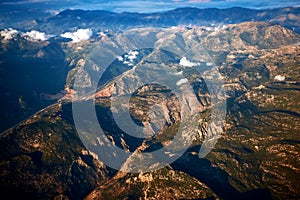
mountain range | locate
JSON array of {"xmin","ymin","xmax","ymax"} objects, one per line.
[
  {"xmin": 0, "ymin": 6, "xmax": 300, "ymax": 33},
  {"xmin": 0, "ymin": 6, "xmax": 300, "ymax": 200}
]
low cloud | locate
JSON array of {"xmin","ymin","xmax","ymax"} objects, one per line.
[
  {"xmin": 1, "ymin": 29, "xmax": 52, "ymax": 42},
  {"xmin": 179, "ymin": 57, "xmax": 199, "ymax": 67},
  {"xmin": 22, "ymin": 30, "xmax": 50, "ymax": 41},
  {"xmin": 176, "ymin": 78, "xmax": 189, "ymax": 86},
  {"xmin": 0, "ymin": 28, "xmax": 18, "ymax": 41},
  {"xmin": 274, "ymin": 75, "xmax": 285, "ymax": 82},
  {"xmin": 175, "ymin": 71, "xmax": 183, "ymax": 76},
  {"xmin": 60, "ymin": 29, "xmax": 93, "ymax": 43}
]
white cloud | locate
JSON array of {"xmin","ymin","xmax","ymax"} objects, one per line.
[
  {"xmin": 127, "ymin": 50, "xmax": 139, "ymax": 61},
  {"xmin": 274, "ymin": 75, "xmax": 285, "ymax": 82},
  {"xmin": 61, "ymin": 29, "xmax": 93, "ymax": 43},
  {"xmin": 1, "ymin": 29, "xmax": 53, "ymax": 42},
  {"xmin": 175, "ymin": 71, "xmax": 183, "ymax": 76},
  {"xmin": 0, "ymin": 28, "xmax": 18, "ymax": 41},
  {"xmin": 22, "ymin": 30, "xmax": 50, "ymax": 41},
  {"xmin": 176, "ymin": 78, "xmax": 189, "ymax": 86},
  {"xmin": 45, "ymin": 9, "xmax": 62, "ymax": 15},
  {"xmin": 98, "ymin": 31, "xmax": 107, "ymax": 37},
  {"xmin": 117, "ymin": 56, "xmax": 123, "ymax": 61},
  {"xmin": 179, "ymin": 57, "xmax": 199, "ymax": 67},
  {"xmin": 122, "ymin": 50, "xmax": 139, "ymax": 66}
]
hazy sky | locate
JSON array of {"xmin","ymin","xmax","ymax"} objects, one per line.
[{"xmin": 0, "ymin": 0, "xmax": 299, "ymax": 13}]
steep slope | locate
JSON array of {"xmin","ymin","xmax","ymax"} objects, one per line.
[
  {"xmin": 82, "ymin": 24, "xmax": 300, "ymax": 199},
  {"xmin": 0, "ymin": 35, "xmax": 68, "ymax": 132},
  {"xmin": 0, "ymin": 103, "xmax": 115, "ymax": 200},
  {"xmin": 202, "ymin": 22, "xmax": 300, "ymax": 51},
  {"xmin": 85, "ymin": 167, "xmax": 219, "ymax": 200},
  {"xmin": 172, "ymin": 44, "xmax": 300, "ymax": 199}
]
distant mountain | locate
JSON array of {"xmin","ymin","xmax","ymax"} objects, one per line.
[
  {"xmin": 1, "ymin": 6, "xmax": 300, "ymax": 34},
  {"xmin": 0, "ymin": 7, "xmax": 52, "ymax": 31},
  {"xmin": 35, "ymin": 7, "xmax": 300, "ymax": 34}
]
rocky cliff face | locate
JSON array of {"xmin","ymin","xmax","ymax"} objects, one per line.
[{"xmin": 0, "ymin": 103, "xmax": 115, "ymax": 200}]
